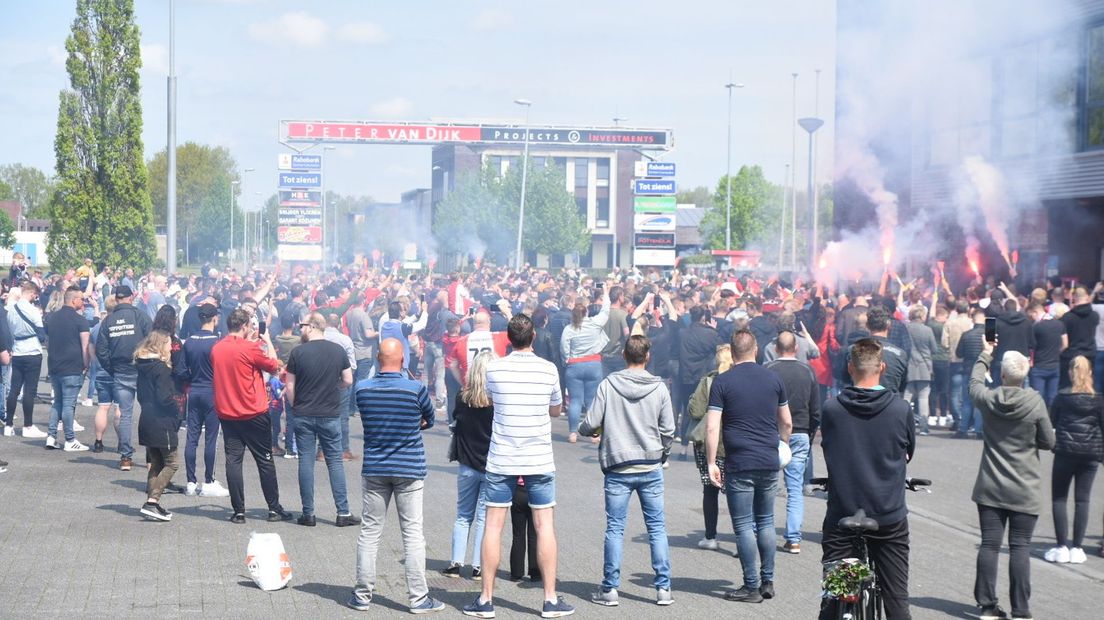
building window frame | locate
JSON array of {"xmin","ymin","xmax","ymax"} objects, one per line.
[{"xmin": 1082, "ymin": 20, "xmax": 1104, "ymax": 151}]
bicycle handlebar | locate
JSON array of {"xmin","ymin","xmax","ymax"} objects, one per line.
[{"xmin": 810, "ymin": 477, "xmax": 932, "ymax": 493}]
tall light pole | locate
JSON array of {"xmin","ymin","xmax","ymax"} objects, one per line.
[
  {"xmin": 513, "ymin": 98, "xmax": 532, "ymax": 271},
  {"xmin": 779, "ymin": 163, "xmax": 788, "ymax": 270},
  {"xmin": 232, "ymin": 168, "xmax": 254, "ymax": 270},
  {"xmin": 724, "ymin": 81, "xmax": 745, "ymax": 250},
  {"xmin": 799, "ymin": 117, "xmax": 824, "ymax": 270},
  {"xmin": 324, "ymin": 145, "xmax": 337, "ymax": 264},
  {"xmin": 789, "ymin": 72, "xmax": 798, "ymax": 272},
  {"xmin": 166, "ymin": 0, "xmax": 178, "ymax": 272}
]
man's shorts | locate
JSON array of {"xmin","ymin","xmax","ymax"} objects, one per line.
[
  {"xmin": 483, "ymin": 472, "xmax": 556, "ymax": 509},
  {"xmin": 95, "ymin": 375, "xmax": 116, "ymax": 405}
]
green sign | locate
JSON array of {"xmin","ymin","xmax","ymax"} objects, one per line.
[{"xmin": 633, "ymin": 196, "xmax": 676, "ymax": 213}]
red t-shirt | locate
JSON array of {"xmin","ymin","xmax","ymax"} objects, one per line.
[
  {"xmin": 446, "ymin": 330, "xmax": 510, "ymax": 385},
  {"xmin": 211, "ymin": 335, "xmax": 280, "ymax": 420}
]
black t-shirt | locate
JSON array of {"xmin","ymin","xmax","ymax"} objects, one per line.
[
  {"xmin": 708, "ymin": 362, "xmax": 788, "ymax": 473},
  {"xmin": 286, "ymin": 339, "xmax": 350, "ymax": 417},
  {"xmin": 46, "ymin": 306, "xmax": 90, "ymax": 376},
  {"xmin": 1032, "ymin": 319, "xmax": 1066, "ymax": 369}
]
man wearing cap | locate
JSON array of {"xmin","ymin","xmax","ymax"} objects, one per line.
[
  {"xmin": 95, "ymin": 284, "xmax": 152, "ymax": 471},
  {"xmin": 176, "ymin": 303, "xmax": 229, "ymax": 497}
]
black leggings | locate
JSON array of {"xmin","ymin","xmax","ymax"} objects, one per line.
[
  {"xmin": 703, "ymin": 484, "xmax": 720, "ymax": 539},
  {"xmin": 6, "ymin": 354, "xmax": 42, "ymax": 427},
  {"xmin": 1051, "ymin": 454, "xmax": 1099, "ymax": 548}
]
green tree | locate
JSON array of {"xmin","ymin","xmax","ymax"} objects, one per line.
[
  {"xmin": 0, "ymin": 164, "xmax": 56, "ymax": 217},
  {"xmin": 0, "ymin": 179, "xmax": 13, "ymax": 200},
  {"xmin": 0, "ymin": 210, "xmax": 16, "ymax": 249},
  {"xmin": 148, "ymin": 143, "xmax": 241, "ymax": 264},
  {"xmin": 675, "ymin": 185, "xmax": 713, "ymax": 209},
  {"xmin": 434, "ymin": 159, "xmax": 589, "ymax": 264},
  {"xmin": 701, "ymin": 165, "xmax": 779, "ymax": 251},
  {"xmin": 48, "ymin": 0, "xmax": 156, "ymax": 270}
]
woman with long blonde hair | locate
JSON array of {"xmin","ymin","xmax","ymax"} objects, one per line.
[
  {"xmin": 1044, "ymin": 356, "xmax": 1104, "ymax": 564},
  {"xmin": 444, "ymin": 350, "xmax": 496, "ymax": 580},
  {"xmin": 687, "ymin": 344, "xmax": 734, "ymax": 550},
  {"xmin": 134, "ymin": 331, "xmax": 182, "ymax": 522}
]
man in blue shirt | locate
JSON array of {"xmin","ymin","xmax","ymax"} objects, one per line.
[
  {"xmin": 348, "ymin": 338, "xmax": 444, "ymax": 614},
  {"xmin": 176, "ymin": 304, "xmax": 228, "ymax": 497},
  {"xmin": 706, "ymin": 329, "xmax": 792, "ymax": 604}
]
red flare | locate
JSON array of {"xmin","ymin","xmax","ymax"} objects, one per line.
[
  {"xmin": 969, "ymin": 260, "xmax": 980, "ymax": 278},
  {"xmin": 882, "ymin": 247, "xmax": 892, "ymax": 267},
  {"xmin": 818, "ymin": 256, "xmax": 827, "ymax": 270},
  {"xmin": 1011, "ymin": 250, "xmax": 1019, "ymax": 265}
]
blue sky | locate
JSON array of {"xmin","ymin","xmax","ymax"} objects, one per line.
[{"xmin": 0, "ymin": 0, "xmax": 835, "ymax": 210}]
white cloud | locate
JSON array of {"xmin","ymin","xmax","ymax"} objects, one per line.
[
  {"xmin": 141, "ymin": 44, "xmax": 169, "ymax": 75},
  {"xmin": 370, "ymin": 97, "xmax": 412, "ymax": 117},
  {"xmin": 247, "ymin": 12, "xmax": 328, "ymax": 48},
  {"xmin": 471, "ymin": 9, "xmax": 513, "ymax": 31},
  {"xmin": 45, "ymin": 45, "xmax": 66, "ymax": 66},
  {"xmin": 336, "ymin": 21, "xmax": 388, "ymax": 45}
]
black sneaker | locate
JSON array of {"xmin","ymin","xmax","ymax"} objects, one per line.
[
  {"xmin": 92, "ymin": 440, "xmax": 104, "ymax": 453},
  {"xmin": 442, "ymin": 563, "xmax": 462, "ymax": 578},
  {"xmin": 229, "ymin": 512, "xmax": 246, "ymax": 524},
  {"xmin": 724, "ymin": 586, "xmax": 763, "ymax": 603},
  {"xmin": 0, "ymin": 458, "xmax": 7, "ymax": 473},
  {"xmin": 268, "ymin": 509, "xmax": 294, "ymax": 522},
  {"xmin": 759, "ymin": 581, "xmax": 774, "ymax": 599},
  {"xmin": 297, "ymin": 514, "xmax": 317, "ymax": 527},
  {"xmin": 335, "ymin": 513, "xmax": 360, "ymax": 527},
  {"xmin": 472, "ymin": 566, "xmax": 482, "ymax": 581},
  {"xmin": 979, "ymin": 605, "xmax": 1009, "ymax": 620},
  {"xmin": 140, "ymin": 501, "xmax": 171, "ymax": 522}
]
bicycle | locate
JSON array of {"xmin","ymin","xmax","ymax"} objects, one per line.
[{"xmin": 810, "ymin": 477, "xmax": 932, "ymax": 620}]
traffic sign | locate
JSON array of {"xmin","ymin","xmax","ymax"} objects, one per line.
[
  {"xmin": 279, "ymin": 189, "xmax": 322, "ymax": 207},
  {"xmin": 279, "ymin": 153, "xmax": 323, "ymax": 171},
  {"xmin": 634, "ymin": 179, "xmax": 676, "ymax": 195},
  {"xmin": 278, "ymin": 171, "xmax": 322, "ymax": 188},
  {"xmin": 633, "ymin": 196, "xmax": 677, "ymax": 213},
  {"xmin": 634, "ymin": 161, "xmax": 676, "ymax": 177},
  {"xmin": 634, "ymin": 232, "xmax": 676, "ymax": 249},
  {"xmin": 633, "ymin": 213, "xmax": 676, "ymax": 231}
]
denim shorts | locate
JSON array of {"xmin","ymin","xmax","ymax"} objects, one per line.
[
  {"xmin": 483, "ymin": 472, "xmax": 556, "ymax": 509},
  {"xmin": 95, "ymin": 375, "xmax": 115, "ymax": 404}
]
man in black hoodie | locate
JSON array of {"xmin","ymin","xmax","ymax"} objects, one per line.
[
  {"xmin": 96, "ymin": 285, "xmax": 152, "ymax": 471},
  {"xmin": 994, "ymin": 298, "xmax": 1034, "ymax": 388},
  {"xmin": 849, "ymin": 307, "xmax": 908, "ymax": 394},
  {"xmin": 1059, "ymin": 286, "xmax": 1099, "ymax": 388},
  {"xmin": 820, "ymin": 338, "xmax": 915, "ymax": 620}
]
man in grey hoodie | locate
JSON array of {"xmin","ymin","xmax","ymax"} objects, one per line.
[
  {"xmin": 579, "ymin": 335, "xmax": 675, "ymax": 608},
  {"xmin": 969, "ymin": 340, "xmax": 1054, "ymax": 620}
]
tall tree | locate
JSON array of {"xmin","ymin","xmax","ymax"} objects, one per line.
[
  {"xmin": 48, "ymin": 0, "xmax": 156, "ymax": 269},
  {"xmin": 0, "ymin": 164, "xmax": 56, "ymax": 217},
  {"xmin": 675, "ymin": 185, "xmax": 713, "ymax": 209},
  {"xmin": 701, "ymin": 165, "xmax": 779, "ymax": 251},
  {"xmin": 0, "ymin": 180, "xmax": 13, "ymax": 201},
  {"xmin": 0, "ymin": 210, "xmax": 15, "ymax": 249},
  {"xmin": 147, "ymin": 143, "xmax": 241, "ymax": 264}
]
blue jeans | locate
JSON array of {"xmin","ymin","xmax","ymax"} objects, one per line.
[
  {"xmin": 565, "ymin": 361, "xmax": 602, "ymax": 434},
  {"xmin": 783, "ymin": 433, "xmax": 811, "ymax": 543},
  {"xmin": 450, "ymin": 463, "xmax": 487, "ymax": 567},
  {"xmin": 185, "ymin": 390, "xmax": 220, "ymax": 484},
  {"xmin": 340, "ymin": 387, "xmax": 353, "ymax": 452},
  {"xmin": 959, "ymin": 370, "xmax": 981, "ymax": 434},
  {"xmin": 726, "ymin": 469, "xmax": 778, "ymax": 589},
  {"xmin": 294, "ymin": 415, "xmax": 349, "ymax": 516},
  {"xmin": 602, "ymin": 469, "xmax": 671, "ymax": 590},
  {"xmin": 950, "ymin": 363, "xmax": 964, "ymax": 423},
  {"xmin": 112, "ymin": 373, "xmax": 138, "ymax": 458},
  {"xmin": 48, "ymin": 374, "xmax": 84, "ymax": 442},
  {"xmin": 1029, "ymin": 367, "xmax": 1059, "ymax": 408},
  {"xmin": 86, "ymin": 358, "xmax": 99, "ymax": 398}
]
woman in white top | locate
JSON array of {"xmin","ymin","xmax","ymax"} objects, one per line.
[{"xmin": 559, "ymin": 290, "xmax": 609, "ymax": 443}]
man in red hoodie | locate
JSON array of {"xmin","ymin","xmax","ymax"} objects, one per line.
[{"xmin": 212, "ymin": 308, "xmax": 293, "ymax": 524}]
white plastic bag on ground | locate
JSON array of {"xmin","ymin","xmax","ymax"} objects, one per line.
[{"xmin": 245, "ymin": 532, "xmax": 292, "ymax": 591}]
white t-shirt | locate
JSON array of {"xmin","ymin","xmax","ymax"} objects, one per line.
[{"xmin": 485, "ymin": 351, "xmax": 563, "ymax": 476}]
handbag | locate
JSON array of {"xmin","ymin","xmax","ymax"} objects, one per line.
[{"xmin": 13, "ymin": 304, "xmax": 46, "ymax": 344}]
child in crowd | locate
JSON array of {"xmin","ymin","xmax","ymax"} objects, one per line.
[{"xmin": 509, "ymin": 477, "xmax": 541, "ymax": 582}]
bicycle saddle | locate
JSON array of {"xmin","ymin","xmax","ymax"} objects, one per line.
[{"xmin": 838, "ymin": 509, "xmax": 879, "ymax": 532}]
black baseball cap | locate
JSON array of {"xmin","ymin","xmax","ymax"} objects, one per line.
[{"xmin": 115, "ymin": 285, "xmax": 134, "ymax": 299}]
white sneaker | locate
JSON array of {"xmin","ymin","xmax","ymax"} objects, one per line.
[
  {"xmin": 200, "ymin": 480, "xmax": 230, "ymax": 497},
  {"xmin": 22, "ymin": 425, "xmax": 47, "ymax": 439},
  {"xmin": 45, "ymin": 436, "xmax": 58, "ymax": 449},
  {"xmin": 64, "ymin": 440, "xmax": 90, "ymax": 452},
  {"xmin": 697, "ymin": 537, "xmax": 719, "ymax": 550},
  {"xmin": 73, "ymin": 420, "xmax": 85, "ymax": 432},
  {"xmin": 1044, "ymin": 546, "xmax": 1070, "ymax": 563},
  {"xmin": 185, "ymin": 482, "xmax": 198, "ymax": 496},
  {"xmin": 942, "ymin": 415, "xmax": 953, "ymax": 427},
  {"xmin": 1069, "ymin": 547, "xmax": 1087, "ymax": 564},
  {"xmin": 81, "ymin": 398, "xmax": 93, "ymax": 407},
  {"xmin": 3, "ymin": 426, "xmax": 13, "ymax": 437},
  {"xmin": 926, "ymin": 416, "xmax": 938, "ymax": 427}
]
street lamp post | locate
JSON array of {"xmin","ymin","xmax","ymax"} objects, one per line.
[
  {"xmin": 166, "ymin": 0, "xmax": 178, "ymax": 273},
  {"xmin": 324, "ymin": 145, "xmax": 336, "ymax": 264},
  {"xmin": 513, "ymin": 98, "xmax": 532, "ymax": 271},
  {"xmin": 232, "ymin": 168, "xmax": 254, "ymax": 271},
  {"xmin": 799, "ymin": 117, "xmax": 825, "ymax": 270},
  {"xmin": 724, "ymin": 82, "xmax": 744, "ymax": 250}
]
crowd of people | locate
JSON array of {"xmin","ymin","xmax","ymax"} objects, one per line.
[{"xmin": 0, "ymin": 249, "xmax": 1102, "ymax": 619}]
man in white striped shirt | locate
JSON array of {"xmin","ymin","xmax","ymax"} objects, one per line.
[{"xmin": 464, "ymin": 314, "xmax": 575, "ymax": 619}]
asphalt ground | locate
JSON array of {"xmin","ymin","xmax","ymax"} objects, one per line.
[{"xmin": 1, "ymin": 389, "xmax": 1102, "ymax": 619}]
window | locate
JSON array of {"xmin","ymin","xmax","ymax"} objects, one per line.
[
  {"xmin": 925, "ymin": 57, "xmax": 993, "ymax": 165},
  {"xmin": 533, "ymin": 156, "xmax": 546, "ymax": 168},
  {"xmin": 1086, "ymin": 25, "xmax": 1104, "ymax": 147},
  {"xmin": 576, "ymin": 196, "xmax": 588, "ymax": 220},
  {"xmin": 596, "ymin": 158, "xmax": 610, "ymax": 187},
  {"xmin": 596, "ymin": 196, "xmax": 610, "ymax": 228},
  {"xmin": 574, "ymin": 158, "xmax": 589, "ymax": 190},
  {"xmin": 487, "ymin": 155, "xmax": 503, "ymax": 176},
  {"xmin": 505, "ymin": 156, "xmax": 519, "ymax": 172},
  {"xmin": 996, "ymin": 44, "xmax": 1036, "ymax": 158}
]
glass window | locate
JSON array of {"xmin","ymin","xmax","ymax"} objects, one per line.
[
  {"xmin": 596, "ymin": 197, "xmax": 610, "ymax": 227},
  {"xmin": 533, "ymin": 156, "xmax": 546, "ymax": 168},
  {"xmin": 596, "ymin": 158, "xmax": 610, "ymax": 180},
  {"xmin": 574, "ymin": 158, "xmax": 588, "ymax": 189},
  {"xmin": 958, "ymin": 59, "xmax": 993, "ymax": 125},
  {"xmin": 1086, "ymin": 25, "xmax": 1104, "ymax": 148},
  {"xmin": 1089, "ymin": 107, "xmax": 1104, "ymax": 147},
  {"xmin": 576, "ymin": 196, "xmax": 588, "ymax": 220},
  {"xmin": 505, "ymin": 156, "xmax": 519, "ymax": 172},
  {"xmin": 488, "ymin": 155, "xmax": 502, "ymax": 175},
  {"xmin": 1000, "ymin": 118, "xmax": 1035, "ymax": 157}
]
